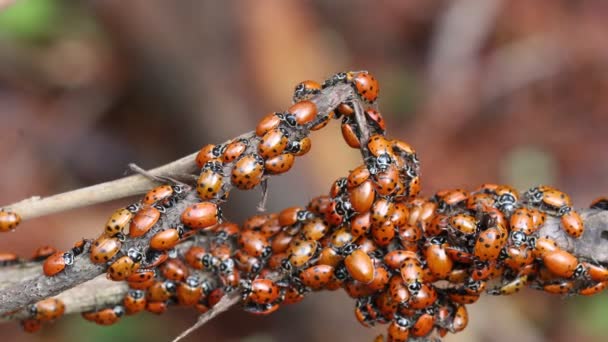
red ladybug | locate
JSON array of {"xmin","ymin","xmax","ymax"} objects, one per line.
[
  {"xmin": 108, "ymin": 252, "xmax": 141, "ymax": 281},
  {"xmin": 242, "ymin": 278, "xmax": 281, "ymax": 305},
  {"xmin": 347, "ymin": 71, "xmax": 380, "ymax": 103},
  {"xmin": 43, "ymin": 251, "xmax": 74, "ymax": 276},
  {"xmin": 129, "ymin": 206, "xmax": 161, "ymax": 237},
  {"xmin": 299, "ymin": 265, "xmax": 334, "ymax": 290},
  {"xmin": 160, "ymin": 258, "xmax": 189, "ymax": 282},
  {"xmin": 150, "ymin": 227, "xmax": 182, "ymax": 250},
  {"xmin": 197, "ymin": 161, "xmax": 225, "ymax": 200},
  {"xmin": 560, "ymin": 208, "xmax": 584, "ymax": 238},
  {"xmin": 344, "ymin": 248, "xmax": 375, "ymax": 284},
  {"xmin": 222, "ymin": 138, "xmax": 248, "ymax": 163},
  {"xmin": 21, "ymin": 319, "xmax": 42, "ymax": 333},
  {"xmin": 89, "ymin": 235, "xmax": 122, "ymax": 264},
  {"xmin": 181, "ymin": 202, "xmax": 221, "ymax": 229},
  {"xmin": 0, "ymin": 210, "xmax": 21, "ymax": 232},
  {"xmin": 177, "ymin": 276, "xmax": 204, "ymax": 306},
  {"xmin": 29, "ymin": 298, "xmax": 65, "ymax": 321},
  {"xmin": 256, "ymin": 112, "xmax": 282, "ymax": 137},
  {"xmin": 264, "ymin": 153, "xmax": 295, "ymax": 175},
  {"xmin": 287, "ymin": 100, "xmax": 318, "ymax": 125},
  {"xmin": 259, "ymin": 128, "xmax": 289, "ymax": 159},
  {"xmin": 123, "ymin": 289, "xmax": 146, "ymax": 315},
  {"xmin": 293, "ymin": 80, "xmax": 321, "ymax": 102},
  {"xmin": 231, "ymin": 154, "xmax": 265, "ymax": 190}
]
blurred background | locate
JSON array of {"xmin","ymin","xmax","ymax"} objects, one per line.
[{"xmin": 0, "ymin": 0, "xmax": 607, "ymax": 341}]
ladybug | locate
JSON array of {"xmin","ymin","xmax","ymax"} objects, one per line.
[
  {"xmin": 384, "ymin": 250, "xmax": 418, "ymax": 270},
  {"xmin": 559, "ymin": 207, "xmax": 584, "ymax": 238},
  {"xmin": 197, "ymin": 161, "xmax": 225, "ymax": 200},
  {"xmin": 509, "ymin": 208, "xmax": 535, "ymax": 235},
  {"xmin": 336, "ymin": 102, "xmax": 355, "ymax": 116},
  {"xmin": 590, "ymin": 197, "xmax": 608, "ymax": 210},
  {"xmin": 256, "ymin": 112, "xmax": 282, "ymax": 137},
  {"xmin": 86, "ymin": 306, "xmax": 125, "ymax": 325},
  {"xmin": 142, "ymin": 185, "xmax": 179, "ymax": 206},
  {"xmin": 310, "ymin": 114, "xmax": 332, "ymax": 131},
  {"xmin": 293, "ymin": 80, "xmax": 321, "ymax": 102},
  {"xmin": 123, "ymin": 289, "xmax": 146, "ymax": 315},
  {"xmin": 435, "ymin": 189, "xmax": 468, "ymax": 209},
  {"xmin": 582, "ymin": 262, "xmax": 608, "ymax": 282},
  {"xmin": 146, "ymin": 301, "xmax": 167, "ymax": 315},
  {"xmin": 347, "ymin": 71, "xmax": 380, "ymax": 103},
  {"xmin": 299, "ymin": 265, "xmax": 334, "ymax": 290},
  {"xmin": 530, "ymin": 208, "xmax": 547, "ymax": 230},
  {"xmin": 32, "ymin": 245, "xmax": 58, "ymax": 262},
  {"xmin": 367, "ymin": 264, "xmax": 390, "ymax": 292},
  {"xmin": 451, "ymin": 305, "xmax": 469, "ymax": 332},
  {"xmin": 265, "ymin": 153, "xmax": 295, "ymax": 175},
  {"xmin": 160, "ymin": 258, "xmax": 189, "ymax": 282},
  {"xmin": 184, "ymin": 246, "xmax": 206, "ymax": 270},
  {"xmin": 195, "ymin": 144, "xmax": 222, "ymax": 168},
  {"xmin": 494, "ymin": 185, "xmax": 520, "ymax": 213},
  {"xmin": 502, "ymin": 245, "xmax": 534, "ymax": 272},
  {"xmin": 448, "ymin": 213, "xmax": 477, "ymax": 235},
  {"xmin": 364, "ymin": 108, "xmax": 386, "ymax": 132},
  {"xmin": 400, "ymin": 257, "xmax": 425, "ymax": 289},
  {"xmin": 347, "ymin": 164, "xmax": 371, "ymax": 189},
  {"xmin": 222, "ymin": 138, "xmax": 248, "ymax": 163},
  {"xmin": 258, "ymin": 128, "xmax": 289, "ymax": 159},
  {"xmin": 371, "ymin": 198, "xmax": 395, "ymax": 228},
  {"xmin": 367, "ymin": 134, "xmax": 392, "ymax": 158},
  {"xmin": 466, "ymin": 193, "xmax": 495, "ymax": 210},
  {"xmin": 150, "ymin": 227, "xmax": 183, "ymax": 250},
  {"xmin": 531, "ymin": 236, "xmax": 559, "ymax": 258},
  {"xmin": 239, "ymin": 230, "xmax": 272, "ymax": 258},
  {"xmin": 242, "ymin": 278, "xmax": 281, "ymax": 305},
  {"xmin": 579, "ymin": 281, "xmax": 608, "ymax": 296},
  {"xmin": 126, "ymin": 268, "xmax": 156, "ymax": 283},
  {"xmin": 129, "ymin": 206, "xmax": 161, "ymax": 237},
  {"xmin": 543, "ymin": 249, "xmax": 580, "ymax": 278},
  {"xmin": 398, "ymin": 224, "xmax": 423, "ymax": 249},
  {"xmin": 234, "ymin": 249, "xmax": 262, "ymax": 274},
  {"xmin": 371, "ymin": 220, "xmax": 396, "ymax": 247},
  {"xmin": 351, "ymin": 212, "xmax": 372, "ymax": 239},
  {"xmin": 43, "ymin": 251, "xmax": 74, "ymax": 276},
  {"xmin": 285, "ymin": 239, "xmax": 318, "ymax": 269},
  {"xmin": 374, "ymin": 165, "xmax": 402, "ymax": 196},
  {"xmin": 388, "ymin": 275, "xmax": 410, "ymax": 304},
  {"xmin": 447, "ymin": 289, "xmax": 480, "ymax": 304},
  {"xmin": 147, "ymin": 280, "xmax": 177, "ymax": 302},
  {"xmin": 409, "ymin": 283, "xmax": 438, "ymax": 310},
  {"xmin": 231, "ymin": 154, "xmax": 265, "ymax": 190},
  {"xmin": 488, "ymin": 275, "xmax": 529, "ymax": 295},
  {"xmin": 301, "ymin": 218, "xmax": 329, "ymax": 241},
  {"xmin": 108, "ymin": 250, "xmax": 142, "ymax": 281},
  {"xmin": 307, "ymin": 195, "xmax": 333, "ymax": 215},
  {"xmin": 181, "ymin": 202, "xmax": 221, "ymax": 229},
  {"xmin": 424, "ymin": 237, "xmax": 453, "ymax": 279},
  {"xmin": 341, "ymin": 118, "xmax": 361, "ymax": 148},
  {"xmin": 271, "ymin": 231, "xmax": 294, "ymax": 254},
  {"xmin": 177, "ymin": 276, "xmax": 204, "ymax": 306},
  {"xmin": 349, "ymin": 180, "xmax": 376, "ymax": 213},
  {"xmin": 317, "ymin": 247, "xmax": 343, "ymax": 268},
  {"xmin": 330, "ymin": 227, "xmax": 355, "ymax": 250},
  {"xmin": 391, "ymin": 139, "xmax": 417, "ymax": 162},
  {"xmin": 286, "ymin": 100, "xmax": 318, "ymax": 125},
  {"xmin": 21, "ymin": 319, "xmax": 42, "ymax": 333},
  {"xmin": 104, "ymin": 207, "xmax": 135, "ymax": 237},
  {"xmin": 0, "ymin": 210, "xmax": 21, "ymax": 232},
  {"xmin": 473, "ymin": 224, "xmax": 508, "ymax": 262},
  {"xmin": 344, "ymin": 248, "xmax": 375, "ymax": 284},
  {"xmin": 278, "ymin": 206, "xmax": 309, "ymax": 227},
  {"xmin": 405, "ymin": 174, "xmax": 421, "ymax": 199},
  {"xmin": 542, "ymin": 280, "xmax": 574, "ymax": 295},
  {"xmin": 29, "ymin": 298, "xmax": 65, "ymax": 321},
  {"xmin": 525, "ymin": 186, "xmax": 572, "ymax": 211},
  {"xmin": 89, "ymin": 235, "xmax": 122, "ymax": 264},
  {"xmin": 285, "ymin": 137, "xmax": 312, "ymax": 156},
  {"xmin": 387, "ymin": 315, "xmax": 411, "ymax": 342},
  {"xmin": 411, "ymin": 312, "xmax": 435, "ymax": 338}
]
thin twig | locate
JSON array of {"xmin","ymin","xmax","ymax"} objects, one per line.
[{"xmin": 171, "ymin": 291, "xmax": 240, "ymax": 342}]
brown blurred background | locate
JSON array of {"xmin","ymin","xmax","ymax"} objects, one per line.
[{"xmin": 1, "ymin": 0, "xmax": 607, "ymax": 341}]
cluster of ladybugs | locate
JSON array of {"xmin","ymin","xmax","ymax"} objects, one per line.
[{"xmin": 4, "ymin": 70, "xmax": 608, "ymax": 341}]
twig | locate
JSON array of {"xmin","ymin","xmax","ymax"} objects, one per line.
[
  {"xmin": 2, "ymin": 153, "xmax": 199, "ymax": 221},
  {"xmin": 1, "ymin": 275, "xmax": 129, "ymax": 321},
  {"xmin": 171, "ymin": 291, "xmax": 240, "ymax": 342}
]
